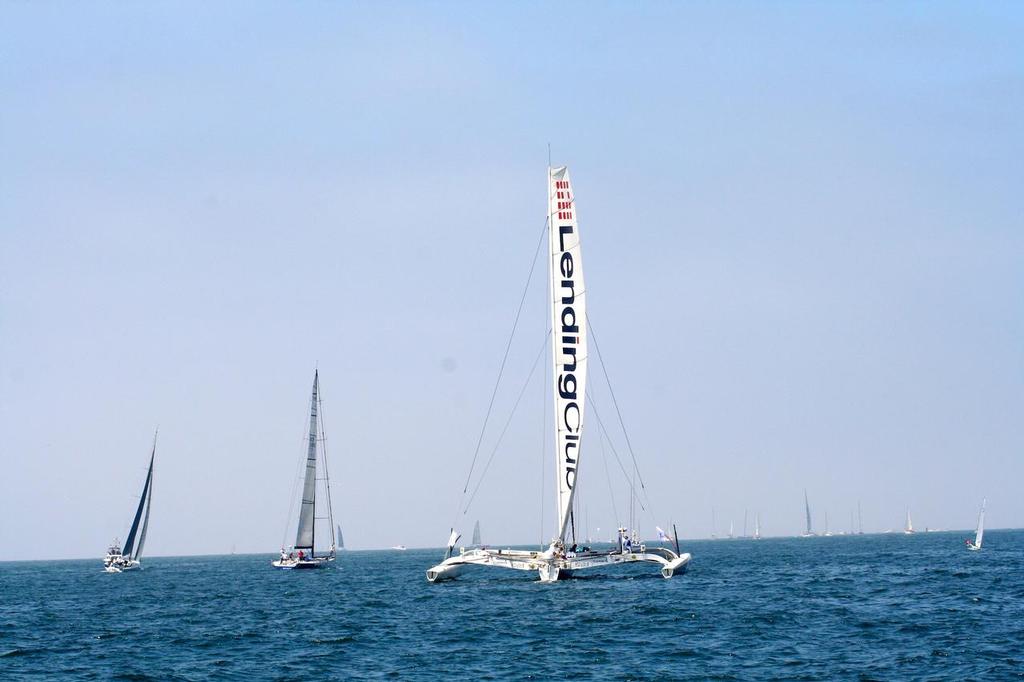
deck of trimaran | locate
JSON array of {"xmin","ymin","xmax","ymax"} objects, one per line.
[{"xmin": 427, "ymin": 166, "xmax": 691, "ymax": 583}]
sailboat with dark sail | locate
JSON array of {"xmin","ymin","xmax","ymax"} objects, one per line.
[
  {"xmin": 104, "ymin": 434, "xmax": 156, "ymax": 573},
  {"xmin": 273, "ymin": 371, "xmax": 337, "ymax": 569},
  {"xmin": 426, "ymin": 165, "xmax": 691, "ymax": 583}
]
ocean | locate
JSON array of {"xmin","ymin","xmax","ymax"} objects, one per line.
[{"xmin": 2, "ymin": 530, "xmax": 1022, "ymax": 680}]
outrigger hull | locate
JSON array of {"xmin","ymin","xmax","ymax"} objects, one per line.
[{"xmin": 427, "ymin": 546, "xmax": 691, "ymax": 583}]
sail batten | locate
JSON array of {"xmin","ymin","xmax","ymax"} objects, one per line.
[
  {"xmin": 549, "ymin": 166, "xmax": 587, "ymax": 542},
  {"xmin": 295, "ymin": 372, "xmax": 320, "ymax": 550}
]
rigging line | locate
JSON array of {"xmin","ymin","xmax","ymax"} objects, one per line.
[
  {"xmin": 586, "ymin": 393, "xmax": 646, "ymax": 513},
  {"xmin": 587, "ymin": 317, "xmax": 651, "ymax": 498},
  {"xmin": 317, "ymin": 386, "xmax": 337, "ymax": 552},
  {"xmin": 452, "ymin": 218, "xmax": 548, "ymax": 528},
  {"xmin": 463, "ymin": 330, "xmax": 551, "ymax": 515},
  {"xmin": 598, "ymin": 422, "xmax": 620, "ymax": 528},
  {"xmin": 281, "ymin": 424, "xmax": 309, "ymax": 549},
  {"xmin": 539, "ymin": 322, "xmax": 548, "ymax": 549}
]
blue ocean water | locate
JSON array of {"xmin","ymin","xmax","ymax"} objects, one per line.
[{"xmin": 2, "ymin": 531, "xmax": 1022, "ymax": 680}]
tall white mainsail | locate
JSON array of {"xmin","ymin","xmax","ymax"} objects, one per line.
[
  {"xmin": 974, "ymin": 498, "xmax": 986, "ymax": 548},
  {"xmin": 549, "ymin": 166, "xmax": 587, "ymax": 543},
  {"xmin": 803, "ymin": 490, "xmax": 813, "ymax": 536},
  {"xmin": 295, "ymin": 372, "xmax": 320, "ymax": 550}
]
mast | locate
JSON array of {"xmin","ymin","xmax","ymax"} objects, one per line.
[
  {"xmin": 548, "ymin": 165, "xmax": 587, "ymax": 543},
  {"xmin": 295, "ymin": 372, "xmax": 319, "ymax": 551}
]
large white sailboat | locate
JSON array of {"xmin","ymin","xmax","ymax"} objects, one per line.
[
  {"xmin": 273, "ymin": 371, "xmax": 337, "ymax": 569},
  {"xmin": 965, "ymin": 498, "xmax": 985, "ymax": 551},
  {"xmin": 426, "ymin": 166, "xmax": 691, "ymax": 583},
  {"xmin": 104, "ymin": 434, "xmax": 156, "ymax": 573}
]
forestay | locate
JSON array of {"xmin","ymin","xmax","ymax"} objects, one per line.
[{"xmin": 549, "ymin": 166, "xmax": 587, "ymax": 542}]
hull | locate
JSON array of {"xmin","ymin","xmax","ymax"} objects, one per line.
[
  {"xmin": 272, "ymin": 556, "xmax": 334, "ymax": 570},
  {"xmin": 427, "ymin": 546, "xmax": 691, "ymax": 583},
  {"xmin": 104, "ymin": 559, "xmax": 141, "ymax": 573}
]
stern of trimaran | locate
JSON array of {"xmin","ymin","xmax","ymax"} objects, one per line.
[{"xmin": 427, "ymin": 166, "xmax": 691, "ymax": 583}]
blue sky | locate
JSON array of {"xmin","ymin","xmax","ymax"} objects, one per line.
[{"xmin": 1, "ymin": 2, "xmax": 1021, "ymax": 559}]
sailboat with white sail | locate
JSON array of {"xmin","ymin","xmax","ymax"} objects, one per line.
[
  {"xmin": 903, "ymin": 508, "xmax": 915, "ymax": 535},
  {"xmin": 753, "ymin": 513, "xmax": 761, "ymax": 540},
  {"xmin": 273, "ymin": 371, "xmax": 337, "ymax": 569},
  {"xmin": 426, "ymin": 165, "xmax": 691, "ymax": 583},
  {"xmin": 472, "ymin": 520, "xmax": 482, "ymax": 547},
  {"xmin": 800, "ymin": 490, "xmax": 815, "ymax": 537},
  {"xmin": 965, "ymin": 498, "xmax": 985, "ymax": 551},
  {"xmin": 104, "ymin": 434, "xmax": 156, "ymax": 573}
]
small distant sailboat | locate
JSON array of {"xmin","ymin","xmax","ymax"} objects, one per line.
[
  {"xmin": 904, "ymin": 508, "xmax": 915, "ymax": 535},
  {"xmin": 426, "ymin": 165, "xmax": 691, "ymax": 582},
  {"xmin": 965, "ymin": 498, "xmax": 985, "ymax": 551},
  {"xmin": 391, "ymin": 545, "xmax": 408, "ymax": 551},
  {"xmin": 272, "ymin": 371, "xmax": 337, "ymax": 569},
  {"xmin": 824, "ymin": 511, "xmax": 832, "ymax": 537},
  {"xmin": 104, "ymin": 433, "xmax": 156, "ymax": 573},
  {"xmin": 728, "ymin": 520, "xmax": 734, "ymax": 539},
  {"xmin": 471, "ymin": 520, "xmax": 482, "ymax": 547},
  {"xmin": 753, "ymin": 513, "xmax": 761, "ymax": 540},
  {"xmin": 801, "ymin": 490, "xmax": 815, "ymax": 537}
]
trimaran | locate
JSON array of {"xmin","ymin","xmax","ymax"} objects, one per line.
[
  {"xmin": 273, "ymin": 371, "xmax": 337, "ymax": 569},
  {"xmin": 104, "ymin": 433, "xmax": 156, "ymax": 573},
  {"xmin": 426, "ymin": 165, "xmax": 691, "ymax": 583}
]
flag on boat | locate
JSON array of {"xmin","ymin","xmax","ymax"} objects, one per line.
[
  {"xmin": 657, "ymin": 526, "xmax": 671, "ymax": 543},
  {"xmin": 446, "ymin": 528, "xmax": 460, "ymax": 549}
]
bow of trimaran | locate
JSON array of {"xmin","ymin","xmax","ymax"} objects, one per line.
[{"xmin": 427, "ymin": 166, "xmax": 691, "ymax": 583}]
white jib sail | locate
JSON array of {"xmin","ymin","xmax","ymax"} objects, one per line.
[
  {"xmin": 975, "ymin": 498, "xmax": 986, "ymax": 548},
  {"xmin": 295, "ymin": 372, "xmax": 319, "ymax": 550},
  {"xmin": 549, "ymin": 166, "xmax": 587, "ymax": 542}
]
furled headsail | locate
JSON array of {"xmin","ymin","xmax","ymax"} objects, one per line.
[{"xmin": 549, "ymin": 166, "xmax": 587, "ymax": 542}]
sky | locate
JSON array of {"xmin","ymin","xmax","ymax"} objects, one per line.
[{"xmin": 1, "ymin": 2, "xmax": 1021, "ymax": 561}]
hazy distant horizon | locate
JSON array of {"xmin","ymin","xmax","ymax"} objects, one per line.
[{"xmin": 2, "ymin": 3, "xmax": 1021, "ymax": 562}]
